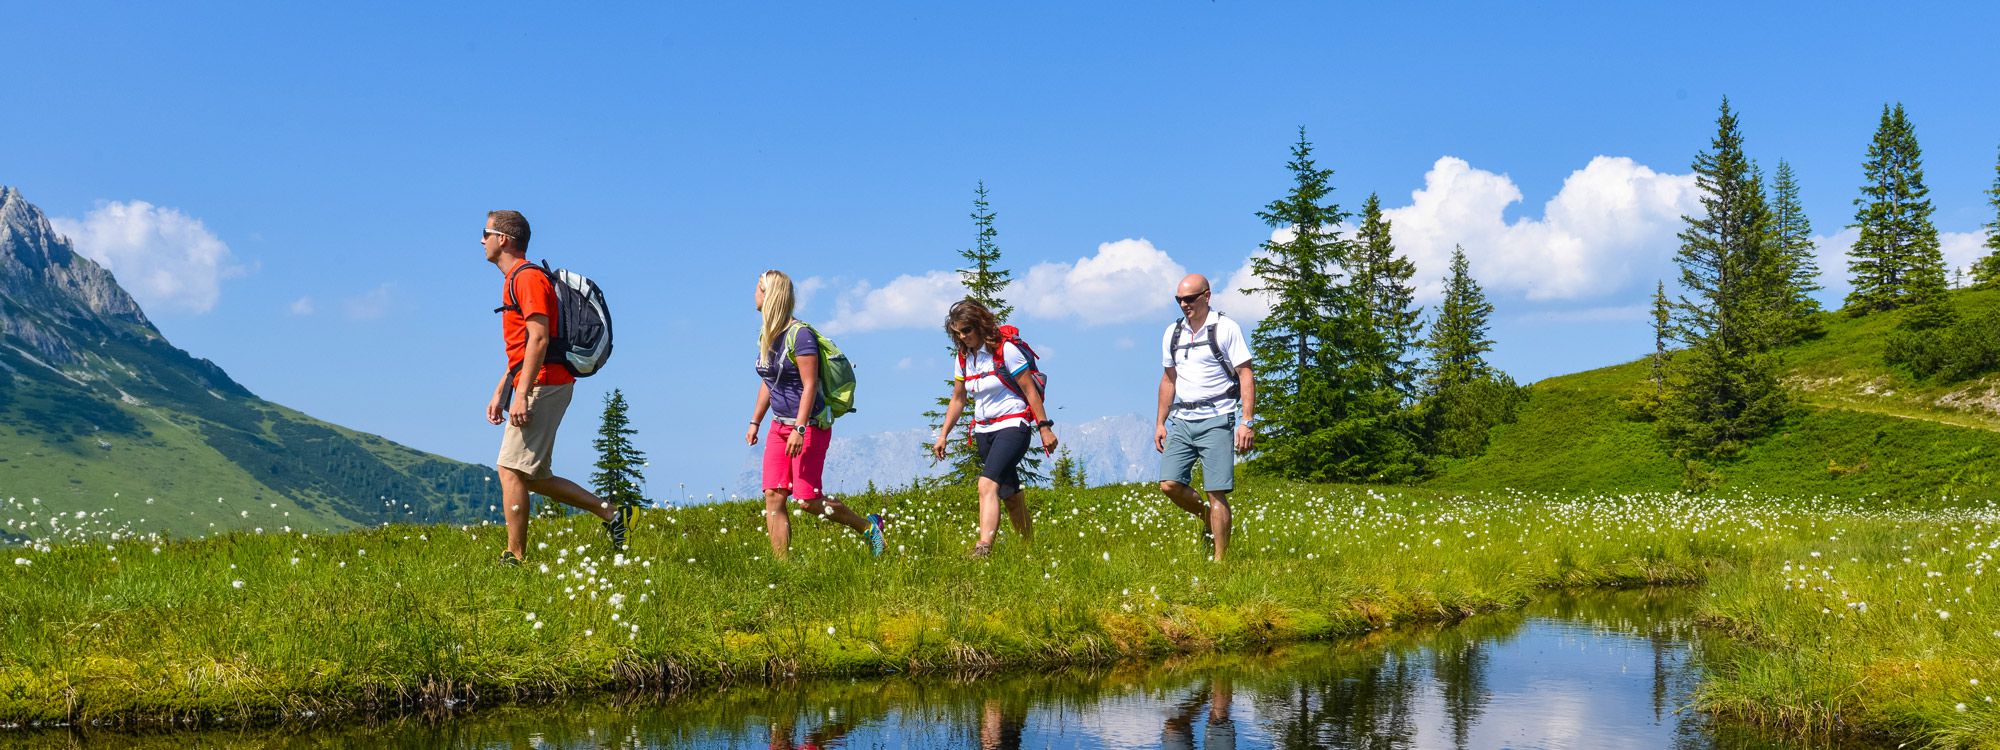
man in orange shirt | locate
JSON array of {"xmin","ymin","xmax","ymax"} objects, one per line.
[{"xmin": 482, "ymin": 210, "xmax": 627, "ymax": 564}]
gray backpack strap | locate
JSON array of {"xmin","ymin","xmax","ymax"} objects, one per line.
[{"xmin": 1205, "ymin": 313, "xmax": 1241, "ymax": 400}]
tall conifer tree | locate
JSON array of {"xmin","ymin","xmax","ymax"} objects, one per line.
[
  {"xmin": 1417, "ymin": 246, "xmax": 1517, "ymax": 458},
  {"xmin": 1650, "ymin": 280, "xmax": 1671, "ymax": 390},
  {"xmin": 959, "ymin": 182, "xmax": 1013, "ymax": 319},
  {"xmin": 590, "ymin": 389, "xmax": 648, "ymax": 514},
  {"xmin": 1242, "ymin": 128, "xmax": 1347, "ymax": 478},
  {"xmin": 1846, "ymin": 103, "xmax": 1945, "ymax": 313},
  {"xmin": 1350, "ymin": 193, "xmax": 1425, "ymax": 400},
  {"xmin": 1659, "ymin": 99, "xmax": 1787, "ymax": 459},
  {"xmin": 1422, "ymin": 246, "xmax": 1495, "ymax": 392},
  {"xmin": 1767, "ymin": 160, "xmax": 1823, "ymax": 342}
]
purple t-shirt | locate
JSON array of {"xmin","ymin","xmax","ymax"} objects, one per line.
[{"xmin": 757, "ymin": 324, "xmax": 822, "ymax": 422}]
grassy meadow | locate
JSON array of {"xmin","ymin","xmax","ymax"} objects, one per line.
[{"xmin": 3, "ymin": 481, "xmax": 1999, "ymax": 747}]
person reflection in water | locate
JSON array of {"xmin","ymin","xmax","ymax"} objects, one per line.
[
  {"xmin": 767, "ymin": 710, "xmax": 855, "ymax": 750},
  {"xmin": 1162, "ymin": 676, "xmax": 1236, "ymax": 750},
  {"xmin": 978, "ymin": 697, "xmax": 1027, "ymax": 749}
]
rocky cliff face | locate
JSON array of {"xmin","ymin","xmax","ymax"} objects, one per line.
[{"xmin": 0, "ymin": 185, "xmax": 156, "ymax": 367}]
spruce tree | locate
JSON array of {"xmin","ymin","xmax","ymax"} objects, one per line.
[
  {"xmin": 1242, "ymin": 128, "xmax": 1347, "ymax": 478},
  {"xmin": 1418, "ymin": 246, "xmax": 1516, "ymax": 457},
  {"xmin": 1658, "ymin": 99, "xmax": 1788, "ymax": 460},
  {"xmin": 960, "ymin": 181, "xmax": 1012, "ymax": 319},
  {"xmin": 1846, "ymin": 103, "xmax": 1946, "ymax": 313},
  {"xmin": 1650, "ymin": 280, "xmax": 1671, "ymax": 390},
  {"xmin": 1423, "ymin": 246, "xmax": 1495, "ymax": 392},
  {"xmin": 1767, "ymin": 160, "xmax": 1823, "ymax": 342},
  {"xmin": 590, "ymin": 389, "xmax": 648, "ymax": 514},
  {"xmin": 1971, "ymin": 146, "xmax": 2000, "ymax": 287},
  {"xmin": 1351, "ymin": 192, "xmax": 1425, "ymax": 401},
  {"xmin": 1051, "ymin": 447, "xmax": 1078, "ymax": 489}
]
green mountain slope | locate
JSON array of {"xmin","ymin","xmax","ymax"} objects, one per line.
[
  {"xmin": 0, "ymin": 186, "xmax": 491, "ymax": 540},
  {"xmin": 1428, "ymin": 287, "xmax": 2000, "ymax": 503}
]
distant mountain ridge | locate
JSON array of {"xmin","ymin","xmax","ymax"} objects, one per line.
[{"xmin": 0, "ymin": 186, "xmax": 491, "ymax": 537}]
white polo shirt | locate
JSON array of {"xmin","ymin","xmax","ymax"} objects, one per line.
[
  {"xmin": 1161, "ymin": 312, "xmax": 1252, "ymax": 421},
  {"xmin": 956, "ymin": 342, "xmax": 1034, "ymax": 433}
]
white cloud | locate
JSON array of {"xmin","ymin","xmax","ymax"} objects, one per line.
[
  {"xmin": 288, "ymin": 296, "xmax": 315, "ymax": 316},
  {"xmin": 343, "ymin": 284, "xmax": 393, "ymax": 320},
  {"xmin": 1513, "ymin": 304, "xmax": 1649, "ymax": 324},
  {"xmin": 819, "ymin": 270, "xmax": 964, "ymax": 334},
  {"xmin": 1386, "ymin": 156, "xmax": 1700, "ymax": 302},
  {"xmin": 794, "ymin": 275, "xmax": 826, "ymax": 315},
  {"xmin": 895, "ymin": 356, "xmax": 914, "ymax": 370},
  {"xmin": 1019, "ymin": 238, "xmax": 1188, "ymax": 325},
  {"xmin": 1944, "ymin": 231, "xmax": 1991, "ymax": 279},
  {"xmin": 51, "ymin": 200, "xmax": 243, "ymax": 314},
  {"xmin": 1215, "ymin": 250, "xmax": 1276, "ymax": 325}
]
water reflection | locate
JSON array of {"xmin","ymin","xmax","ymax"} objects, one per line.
[{"xmin": 24, "ymin": 590, "xmax": 1874, "ymax": 749}]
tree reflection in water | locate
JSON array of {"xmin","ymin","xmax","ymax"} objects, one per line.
[{"xmin": 28, "ymin": 590, "xmax": 1824, "ymax": 750}]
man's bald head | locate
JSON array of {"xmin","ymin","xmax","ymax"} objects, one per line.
[
  {"xmin": 1176, "ymin": 274, "xmax": 1213, "ymax": 318},
  {"xmin": 1178, "ymin": 274, "xmax": 1211, "ymax": 297}
]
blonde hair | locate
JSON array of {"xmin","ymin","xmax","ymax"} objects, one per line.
[{"xmin": 757, "ymin": 270, "xmax": 797, "ymax": 361}]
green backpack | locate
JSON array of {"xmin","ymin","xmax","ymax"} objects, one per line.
[{"xmin": 782, "ymin": 321, "xmax": 857, "ymax": 427}]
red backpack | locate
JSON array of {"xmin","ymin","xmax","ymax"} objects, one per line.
[{"xmin": 957, "ymin": 325, "xmax": 1048, "ymax": 429}]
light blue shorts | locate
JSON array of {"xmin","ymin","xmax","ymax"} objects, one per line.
[{"xmin": 1159, "ymin": 414, "xmax": 1236, "ymax": 492}]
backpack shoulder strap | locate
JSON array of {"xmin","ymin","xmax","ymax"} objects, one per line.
[
  {"xmin": 781, "ymin": 320, "xmax": 808, "ymax": 360},
  {"xmin": 990, "ymin": 336, "xmax": 1031, "ymax": 401},
  {"xmin": 1169, "ymin": 318, "xmax": 1185, "ymax": 361},
  {"xmin": 1205, "ymin": 323, "xmax": 1227, "ymax": 366},
  {"xmin": 493, "ymin": 261, "xmax": 544, "ymax": 313}
]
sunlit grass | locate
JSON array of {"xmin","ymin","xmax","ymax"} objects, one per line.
[{"xmin": 3, "ymin": 482, "xmax": 1998, "ymax": 747}]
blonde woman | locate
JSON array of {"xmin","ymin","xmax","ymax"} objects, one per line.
[
  {"xmin": 746, "ymin": 270, "xmax": 885, "ymax": 560},
  {"xmin": 931, "ymin": 298, "xmax": 1058, "ymax": 557}
]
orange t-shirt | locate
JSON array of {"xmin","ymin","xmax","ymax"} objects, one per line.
[{"xmin": 501, "ymin": 258, "xmax": 577, "ymax": 387}]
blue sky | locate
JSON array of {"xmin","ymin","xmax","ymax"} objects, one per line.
[{"xmin": 5, "ymin": 3, "xmax": 1999, "ymax": 502}]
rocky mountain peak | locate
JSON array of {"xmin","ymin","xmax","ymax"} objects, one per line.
[{"xmin": 1, "ymin": 185, "xmax": 156, "ymax": 365}]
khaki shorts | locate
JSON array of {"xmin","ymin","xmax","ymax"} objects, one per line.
[{"xmin": 497, "ymin": 383, "xmax": 572, "ymax": 480}]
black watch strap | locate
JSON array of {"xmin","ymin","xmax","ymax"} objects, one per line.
[{"xmin": 1036, "ymin": 419, "xmax": 1055, "ymax": 428}]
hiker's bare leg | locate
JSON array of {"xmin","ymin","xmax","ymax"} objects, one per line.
[
  {"xmin": 1159, "ymin": 480, "xmax": 1211, "ymax": 532},
  {"xmin": 796, "ymin": 496, "xmax": 869, "ymax": 535},
  {"xmin": 1004, "ymin": 489, "xmax": 1032, "ymax": 542},
  {"xmin": 976, "ymin": 477, "xmax": 1003, "ymax": 547},
  {"xmin": 1206, "ymin": 490, "xmax": 1232, "ymax": 561},
  {"xmin": 523, "ymin": 475, "xmax": 617, "ymax": 521},
  {"xmin": 498, "ymin": 467, "xmax": 533, "ymax": 558},
  {"xmin": 763, "ymin": 489, "xmax": 792, "ymax": 559}
]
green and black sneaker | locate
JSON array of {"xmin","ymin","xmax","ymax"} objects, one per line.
[{"xmin": 499, "ymin": 550, "xmax": 523, "ymax": 567}]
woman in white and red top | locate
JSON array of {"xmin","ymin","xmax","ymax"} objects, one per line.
[{"xmin": 931, "ymin": 298, "xmax": 1058, "ymax": 557}]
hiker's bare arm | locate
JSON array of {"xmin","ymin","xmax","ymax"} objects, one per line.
[
  {"xmin": 933, "ymin": 380, "xmax": 968, "ymax": 459},
  {"xmin": 1235, "ymin": 363, "xmax": 1256, "ymax": 451},
  {"xmin": 747, "ymin": 382, "xmax": 770, "ymax": 446},
  {"xmin": 1155, "ymin": 367, "xmax": 1175, "ymax": 452},
  {"xmin": 788, "ymin": 353, "xmax": 820, "ymax": 457},
  {"xmin": 488, "ymin": 370, "xmax": 511, "ymax": 425}
]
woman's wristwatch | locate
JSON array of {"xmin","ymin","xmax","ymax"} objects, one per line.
[{"xmin": 1036, "ymin": 419, "xmax": 1055, "ymax": 429}]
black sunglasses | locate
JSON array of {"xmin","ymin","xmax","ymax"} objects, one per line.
[{"xmin": 1175, "ymin": 289, "xmax": 1211, "ymax": 305}]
